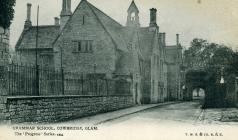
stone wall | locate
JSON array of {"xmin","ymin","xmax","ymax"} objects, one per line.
[
  {"xmin": 0, "ymin": 27, "xmax": 9, "ymax": 65},
  {"xmin": 0, "ymin": 95, "xmax": 134, "ymax": 124}
]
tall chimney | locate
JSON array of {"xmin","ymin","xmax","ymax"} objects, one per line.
[
  {"xmin": 60, "ymin": 0, "xmax": 72, "ymax": 30},
  {"xmin": 67, "ymin": 0, "xmax": 72, "ymax": 13},
  {"xmin": 27, "ymin": 3, "xmax": 32, "ymax": 21},
  {"xmin": 150, "ymin": 8, "xmax": 157, "ymax": 27},
  {"xmin": 24, "ymin": 3, "xmax": 32, "ymax": 29},
  {"xmin": 54, "ymin": 17, "xmax": 60, "ymax": 26},
  {"xmin": 176, "ymin": 34, "xmax": 180, "ymax": 46}
]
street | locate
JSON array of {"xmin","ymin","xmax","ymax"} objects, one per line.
[
  {"xmin": 2, "ymin": 101, "xmax": 238, "ymax": 140},
  {"xmin": 74, "ymin": 101, "xmax": 238, "ymax": 140},
  {"xmin": 100, "ymin": 101, "xmax": 238, "ymax": 126}
]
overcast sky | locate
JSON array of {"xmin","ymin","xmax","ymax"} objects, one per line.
[{"xmin": 10, "ymin": 0, "xmax": 238, "ymax": 50}]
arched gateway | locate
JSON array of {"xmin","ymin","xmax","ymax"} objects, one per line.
[{"xmin": 183, "ymin": 70, "xmax": 227, "ymax": 108}]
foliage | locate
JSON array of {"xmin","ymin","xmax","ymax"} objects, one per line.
[
  {"xmin": 0, "ymin": 0, "xmax": 16, "ymax": 29},
  {"xmin": 184, "ymin": 38, "xmax": 237, "ymax": 78}
]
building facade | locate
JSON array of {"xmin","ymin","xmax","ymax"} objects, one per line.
[{"xmin": 15, "ymin": 0, "xmax": 183, "ymax": 104}]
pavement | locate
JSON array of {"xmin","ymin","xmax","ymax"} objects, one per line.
[{"xmin": 58, "ymin": 101, "xmax": 180, "ymax": 125}]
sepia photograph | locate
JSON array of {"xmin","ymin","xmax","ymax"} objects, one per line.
[{"xmin": 0, "ymin": 0, "xmax": 238, "ymax": 139}]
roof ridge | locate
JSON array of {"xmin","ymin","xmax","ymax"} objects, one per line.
[{"xmin": 86, "ymin": 1, "xmax": 122, "ymax": 27}]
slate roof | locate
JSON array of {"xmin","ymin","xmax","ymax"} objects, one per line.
[
  {"xmin": 119, "ymin": 26, "xmax": 157, "ymax": 61},
  {"xmin": 16, "ymin": 25, "xmax": 60, "ymax": 50},
  {"xmin": 121, "ymin": 27, "xmax": 135, "ymax": 45},
  {"xmin": 138, "ymin": 27, "xmax": 156, "ymax": 60}
]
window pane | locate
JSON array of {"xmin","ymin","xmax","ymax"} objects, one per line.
[
  {"xmin": 89, "ymin": 41, "xmax": 93, "ymax": 52},
  {"xmin": 83, "ymin": 16, "xmax": 85, "ymax": 25},
  {"xmin": 85, "ymin": 41, "xmax": 88, "ymax": 52},
  {"xmin": 82, "ymin": 41, "xmax": 86, "ymax": 52},
  {"xmin": 78, "ymin": 41, "xmax": 81, "ymax": 51}
]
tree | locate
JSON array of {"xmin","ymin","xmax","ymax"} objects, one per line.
[
  {"xmin": 226, "ymin": 51, "xmax": 238, "ymax": 75},
  {"xmin": 184, "ymin": 38, "xmax": 211, "ymax": 68},
  {"xmin": 0, "ymin": 0, "xmax": 16, "ymax": 29},
  {"xmin": 184, "ymin": 38, "xmax": 237, "ymax": 77}
]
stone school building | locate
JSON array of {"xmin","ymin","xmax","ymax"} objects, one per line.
[{"xmin": 15, "ymin": 0, "xmax": 183, "ymax": 104}]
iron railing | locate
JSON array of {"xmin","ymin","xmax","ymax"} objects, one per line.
[{"xmin": 0, "ymin": 63, "xmax": 131, "ymax": 96}]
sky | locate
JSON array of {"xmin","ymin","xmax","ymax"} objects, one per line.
[{"xmin": 10, "ymin": 0, "xmax": 238, "ymax": 50}]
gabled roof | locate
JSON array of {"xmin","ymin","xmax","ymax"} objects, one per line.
[
  {"xmin": 16, "ymin": 25, "xmax": 59, "ymax": 50},
  {"xmin": 53, "ymin": 0, "xmax": 129, "ymax": 52},
  {"xmin": 127, "ymin": 0, "xmax": 139, "ymax": 13},
  {"xmin": 87, "ymin": 2, "xmax": 129, "ymax": 52}
]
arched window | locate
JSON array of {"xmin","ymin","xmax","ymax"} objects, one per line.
[{"xmin": 130, "ymin": 12, "xmax": 136, "ymax": 21}]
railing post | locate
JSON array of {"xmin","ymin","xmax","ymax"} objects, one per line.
[
  {"xmin": 106, "ymin": 79, "xmax": 109, "ymax": 96},
  {"xmin": 95, "ymin": 76, "xmax": 97, "ymax": 95},
  {"xmin": 35, "ymin": 64, "xmax": 40, "ymax": 96},
  {"xmin": 0, "ymin": 64, "xmax": 8, "ymax": 96},
  {"xmin": 130, "ymin": 73, "xmax": 133, "ymax": 95},
  {"xmin": 8, "ymin": 64, "xmax": 11, "ymax": 95},
  {"xmin": 81, "ymin": 74, "xmax": 84, "ymax": 95},
  {"xmin": 61, "ymin": 68, "xmax": 64, "ymax": 95}
]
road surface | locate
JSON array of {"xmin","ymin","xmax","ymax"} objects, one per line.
[{"xmin": 100, "ymin": 101, "xmax": 238, "ymax": 126}]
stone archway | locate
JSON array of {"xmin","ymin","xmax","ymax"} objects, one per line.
[
  {"xmin": 183, "ymin": 70, "xmax": 229, "ymax": 108},
  {"xmin": 184, "ymin": 70, "xmax": 210, "ymax": 101}
]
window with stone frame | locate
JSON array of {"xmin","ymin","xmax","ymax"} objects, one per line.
[{"xmin": 73, "ymin": 40, "xmax": 93, "ymax": 53}]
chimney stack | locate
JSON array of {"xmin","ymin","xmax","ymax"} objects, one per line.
[
  {"xmin": 26, "ymin": 3, "xmax": 32, "ymax": 21},
  {"xmin": 67, "ymin": 0, "xmax": 72, "ymax": 13},
  {"xmin": 60, "ymin": 0, "xmax": 72, "ymax": 30},
  {"xmin": 54, "ymin": 17, "xmax": 60, "ymax": 26},
  {"xmin": 176, "ymin": 34, "xmax": 180, "ymax": 46},
  {"xmin": 24, "ymin": 3, "xmax": 32, "ymax": 29},
  {"xmin": 150, "ymin": 8, "xmax": 157, "ymax": 27}
]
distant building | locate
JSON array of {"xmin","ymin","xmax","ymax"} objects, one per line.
[
  {"xmin": 15, "ymin": 0, "xmax": 183, "ymax": 104},
  {"xmin": 166, "ymin": 35, "xmax": 183, "ymax": 100}
]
